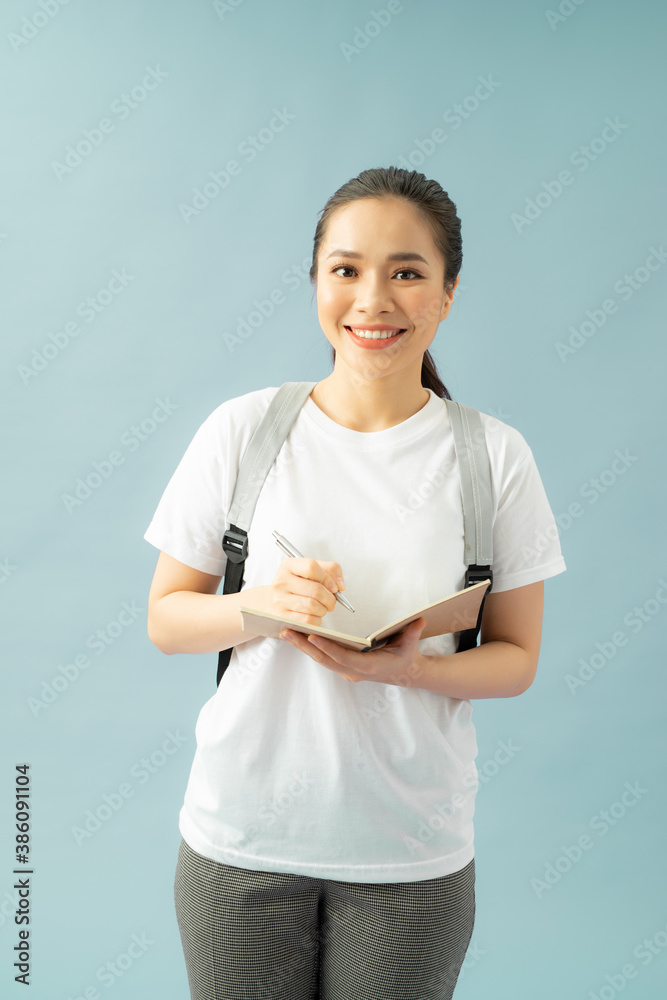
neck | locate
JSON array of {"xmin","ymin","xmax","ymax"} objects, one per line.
[{"xmin": 310, "ymin": 373, "xmax": 430, "ymax": 433}]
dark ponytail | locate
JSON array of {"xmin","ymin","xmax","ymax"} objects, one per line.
[{"xmin": 309, "ymin": 166, "xmax": 462, "ymax": 400}]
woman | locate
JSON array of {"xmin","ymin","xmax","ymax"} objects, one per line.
[{"xmin": 144, "ymin": 166, "xmax": 566, "ymax": 999}]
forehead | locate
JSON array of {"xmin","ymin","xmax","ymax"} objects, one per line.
[{"xmin": 324, "ymin": 197, "xmax": 434, "ymax": 245}]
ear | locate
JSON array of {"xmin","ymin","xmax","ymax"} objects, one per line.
[{"xmin": 439, "ymin": 275, "xmax": 460, "ymax": 321}]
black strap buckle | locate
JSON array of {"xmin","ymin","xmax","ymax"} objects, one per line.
[
  {"xmin": 222, "ymin": 525, "xmax": 248, "ymax": 563},
  {"xmin": 465, "ymin": 564, "xmax": 493, "ymax": 591}
]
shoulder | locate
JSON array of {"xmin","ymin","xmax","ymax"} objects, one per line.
[
  {"xmin": 194, "ymin": 386, "xmax": 281, "ymax": 450},
  {"xmin": 203, "ymin": 385, "xmax": 280, "ymax": 426}
]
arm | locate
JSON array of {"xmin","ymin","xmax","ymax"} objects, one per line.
[
  {"xmin": 410, "ymin": 580, "xmax": 544, "ymax": 699},
  {"xmin": 147, "ymin": 551, "xmax": 273, "ymax": 655}
]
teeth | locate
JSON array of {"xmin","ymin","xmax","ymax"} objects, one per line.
[{"xmin": 348, "ymin": 328, "xmax": 403, "ymax": 340}]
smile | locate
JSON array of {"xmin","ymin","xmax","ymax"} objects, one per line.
[{"xmin": 345, "ymin": 326, "xmax": 406, "ymax": 349}]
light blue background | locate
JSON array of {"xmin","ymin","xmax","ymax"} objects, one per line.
[{"xmin": 2, "ymin": 0, "xmax": 666, "ymax": 997}]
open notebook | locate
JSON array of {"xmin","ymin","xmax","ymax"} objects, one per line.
[{"xmin": 239, "ymin": 579, "xmax": 491, "ymax": 653}]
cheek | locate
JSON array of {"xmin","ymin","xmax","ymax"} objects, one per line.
[
  {"xmin": 317, "ymin": 282, "xmax": 345, "ymax": 311},
  {"xmin": 410, "ymin": 295, "xmax": 445, "ymax": 328}
]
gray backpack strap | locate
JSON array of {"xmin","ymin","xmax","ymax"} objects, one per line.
[
  {"xmin": 446, "ymin": 400, "xmax": 494, "ymax": 651},
  {"xmin": 217, "ymin": 381, "xmax": 316, "ymax": 686}
]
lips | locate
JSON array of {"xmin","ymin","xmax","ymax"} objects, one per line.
[
  {"xmin": 344, "ymin": 326, "xmax": 407, "ymax": 350},
  {"xmin": 344, "ymin": 326, "xmax": 406, "ymax": 337}
]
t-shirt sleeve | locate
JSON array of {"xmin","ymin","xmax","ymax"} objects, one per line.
[
  {"xmin": 490, "ymin": 447, "xmax": 566, "ymax": 593},
  {"xmin": 143, "ymin": 415, "xmax": 229, "ymax": 577}
]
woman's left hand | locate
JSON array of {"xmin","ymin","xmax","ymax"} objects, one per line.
[{"xmin": 278, "ymin": 617, "xmax": 427, "ymax": 687}]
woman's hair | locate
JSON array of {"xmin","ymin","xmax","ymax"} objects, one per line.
[{"xmin": 309, "ymin": 166, "xmax": 462, "ymax": 400}]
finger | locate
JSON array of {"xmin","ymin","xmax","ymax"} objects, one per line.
[
  {"xmin": 286, "ymin": 560, "xmax": 339, "ymax": 609},
  {"xmin": 324, "ymin": 561, "xmax": 346, "ymax": 590}
]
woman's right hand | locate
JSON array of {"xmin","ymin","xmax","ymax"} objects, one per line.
[{"xmin": 266, "ymin": 557, "xmax": 346, "ymax": 627}]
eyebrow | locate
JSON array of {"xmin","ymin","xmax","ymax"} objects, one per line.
[{"xmin": 325, "ymin": 249, "xmax": 430, "ymax": 265}]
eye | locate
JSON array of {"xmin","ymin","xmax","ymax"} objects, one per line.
[{"xmin": 329, "ymin": 265, "xmax": 424, "ymax": 280}]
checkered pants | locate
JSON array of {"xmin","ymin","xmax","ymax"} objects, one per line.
[{"xmin": 174, "ymin": 837, "xmax": 475, "ymax": 999}]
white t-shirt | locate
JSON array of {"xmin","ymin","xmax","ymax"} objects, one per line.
[{"xmin": 144, "ymin": 386, "xmax": 566, "ymax": 883}]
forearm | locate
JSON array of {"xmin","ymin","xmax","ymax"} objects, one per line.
[
  {"xmin": 148, "ymin": 585, "xmax": 272, "ymax": 655},
  {"xmin": 409, "ymin": 641, "xmax": 535, "ymax": 700}
]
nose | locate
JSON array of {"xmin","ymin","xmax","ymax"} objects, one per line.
[{"xmin": 353, "ymin": 272, "xmax": 397, "ymax": 314}]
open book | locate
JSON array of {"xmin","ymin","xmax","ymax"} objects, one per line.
[{"xmin": 239, "ymin": 579, "xmax": 491, "ymax": 653}]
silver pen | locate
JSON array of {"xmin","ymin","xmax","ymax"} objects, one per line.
[{"xmin": 272, "ymin": 530, "xmax": 355, "ymax": 612}]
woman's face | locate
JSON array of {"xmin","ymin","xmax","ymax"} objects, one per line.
[{"xmin": 315, "ymin": 196, "xmax": 457, "ymax": 381}]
